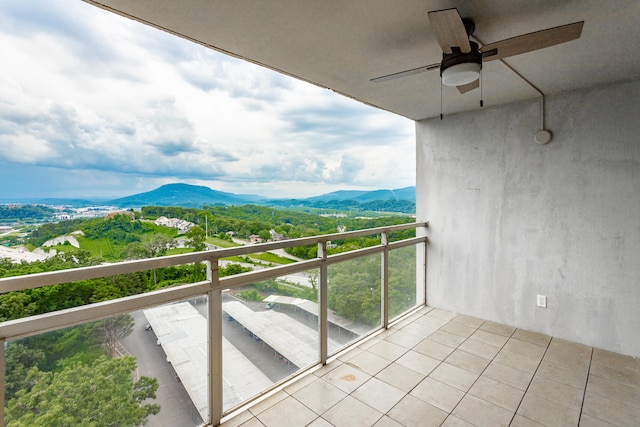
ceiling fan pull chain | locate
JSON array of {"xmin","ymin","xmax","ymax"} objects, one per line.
[
  {"xmin": 440, "ymin": 82, "xmax": 444, "ymax": 120},
  {"xmin": 480, "ymin": 70, "xmax": 484, "ymax": 108}
]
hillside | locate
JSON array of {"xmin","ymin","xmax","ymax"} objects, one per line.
[{"xmin": 108, "ymin": 183, "xmax": 264, "ymax": 208}]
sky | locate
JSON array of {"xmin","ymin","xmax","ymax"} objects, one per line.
[{"xmin": 0, "ymin": 1, "xmax": 415, "ymax": 201}]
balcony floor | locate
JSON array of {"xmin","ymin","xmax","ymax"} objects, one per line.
[{"xmin": 221, "ymin": 306, "xmax": 640, "ymax": 427}]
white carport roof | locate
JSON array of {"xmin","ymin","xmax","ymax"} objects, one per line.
[
  {"xmin": 144, "ymin": 302, "xmax": 272, "ymax": 418},
  {"xmin": 222, "ymin": 301, "xmax": 342, "ymax": 368},
  {"xmin": 263, "ymin": 295, "xmax": 373, "ymax": 336}
]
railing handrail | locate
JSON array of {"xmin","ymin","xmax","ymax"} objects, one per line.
[{"xmin": 0, "ymin": 221, "xmax": 428, "ymax": 293}]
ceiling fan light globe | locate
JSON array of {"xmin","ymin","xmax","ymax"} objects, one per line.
[{"xmin": 441, "ymin": 62, "xmax": 481, "ymax": 86}]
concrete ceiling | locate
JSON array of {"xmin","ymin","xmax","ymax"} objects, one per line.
[{"xmin": 85, "ymin": 1, "xmax": 640, "ymax": 121}]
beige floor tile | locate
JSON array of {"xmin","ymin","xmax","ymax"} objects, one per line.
[
  {"xmin": 248, "ymin": 390, "xmax": 289, "ymax": 416},
  {"xmin": 220, "ymin": 410, "xmax": 254, "ymax": 427},
  {"xmin": 578, "ymin": 413, "xmax": 618, "ymax": 427},
  {"xmin": 428, "ymin": 308, "xmax": 457, "ymax": 321},
  {"xmin": 440, "ymin": 321, "xmax": 476, "ymax": 338},
  {"xmin": 396, "ymin": 350, "xmax": 441, "ymax": 375},
  {"xmin": 583, "ymin": 388, "xmax": 640, "ymax": 426},
  {"xmin": 410, "ymin": 377, "xmax": 465, "ymax": 412},
  {"xmin": 509, "ymin": 414, "xmax": 545, "ymax": 427},
  {"xmin": 444, "ymin": 349, "xmax": 491, "ymax": 374},
  {"xmin": 586, "ymin": 372, "xmax": 640, "ymax": 409},
  {"xmin": 358, "ymin": 336, "xmax": 381, "ymax": 350},
  {"xmin": 346, "ymin": 350, "xmax": 392, "ymax": 376},
  {"xmin": 322, "ymin": 395, "xmax": 383, "ymax": 427},
  {"xmin": 292, "ymin": 377, "xmax": 347, "ymax": 415},
  {"xmin": 482, "ymin": 361, "xmax": 534, "ymax": 391},
  {"xmin": 440, "ymin": 415, "xmax": 476, "ymax": 426},
  {"xmin": 534, "ymin": 360, "xmax": 588, "ymax": 389},
  {"xmin": 337, "ymin": 346, "xmax": 364, "ymax": 362},
  {"xmin": 321, "ymin": 362, "xmax": 371, "ymax": 394},
  {"xmin": 375, "ymin": 362, "xmax": 425, "ymax": 392},
  {"xmin": 589, "ymin": 359, "xmax": 640, "ymax": 388},
  {"xmin": 413, "ymin": 313, "xmax": 448, "ymax": 329},
  {"xmin": 512, "ymin": 329, "xmax": 551, "ymax": 347},
  {"xmin": 458, "ymin": 337, "xmax": 501, "ymax": 359},
  {"xmin": 428, "ymin": 329, "xmax": 467, "ymax": 348},
  {"xmin": 452, "ymin": 394, "xmax": 514, "ymax": 427},
  {"xmin": 503, "ymin": 338, "xmax": 547, "ymax": 359},
  {"xmin": 313, "ymin": 360, "xmax": 342, "ymax": 378},
  {"xmin": 387, "ymin": 394, "xmax": 448, "ymax": 427},
  {"xmin": 306, "ymin": 417, "xmax": 335, "ymax": 427},
  {"xmin": 592, "ymin": 347, "xmax": 640, "ymax": 374},
  {"xmin": 367, "ymin": 339, "xmax": 409, "ymax": 361},
  {"xmin": 543, "ymin": 348, "xmax": 590, "ymax": 373},
  {"xmin": 413, "ymin": 338, "xmax": 456, "ymax": 360},
  {"xmin": 429, "ymin": 362, "xmax": 479, "ymax": 392},
  {"xmin": 238, "ymin": 417, "xmax": 267, "ymax": 427},
  {"xmin": 352, "ymin": 377, "xmax": 406, "ymax": 414},
  {"xmin": 517, "ymin": 394, "xmax": 581, "ymax": 427},
  {"xmin": 468, "ymin": 376, "xmax": 524, "ymax": 411},
  {"xmin": 384, "ymin": 329, "xmax": 425, "ymax": 348},
  {"xmin": 256, "ymin": 396, "xmax": 319, "ymax": 427},
  {"xmin": 493, "ymin": 349, "xmax": 542, "ymax": 374},
  {"xmin": 527, "ymin": 375, "xmax": 584, "ymax": 409},
  {"xmin": 479, "ymin": 321, "xmax": 516, "ymax": 337},
  {"xmin": 283, "ymin": 371, "xmax": 319, "ymax": 395},
  {"xmin": 451, "ymin": 314, "xmax": 485, "ymax": 328},
  {"xmin": 548, "ymin": 337, "xmax": 593, "ymax": 358},
  {"xmin": 401, "ymin": 321, "xmax": 440, "ymax": 339},
  {"xmin": 470, "ymin": 329, "xmax": 509, "ymax": 347},
  {"xmin": 372, "ymin": 415, "xmax": 404, "ymax": 427}
]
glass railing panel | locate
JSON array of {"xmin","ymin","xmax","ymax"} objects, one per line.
[
  {"xmin": 221, "ymin": 269, "xmax": 320, "ymax": 412},
  {"xmin": 327, "ymin": 253, "xmax": 382, "ymax": 354},
  {"xmin": 3, "ymin": 302, "xmax": 205, "ymax": 427},
  {"xmin": 389, "ymin": 245, "xmax": 418, "ymax": 321}
]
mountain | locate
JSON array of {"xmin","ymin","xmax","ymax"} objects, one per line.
[
  {"xmin": 306, "ymin": 187, "xmax": 415, "ymax": 203},
  {"xmin": 2, "ymin": 183, "xmax": 416, "ymax": 213},
  {"xmin": 108, "ymin": 183, "xmax": 264, "ymax": 208},
  {"xmin": 106, "ymin": 183, "xmax": 416, "ymax": 211}
]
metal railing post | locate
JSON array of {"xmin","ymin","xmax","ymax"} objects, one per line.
[
  {"xmin": 381, "ymin": 232, "xmax": 390, "ymax": 329},
  {"xmin": 0, "ymin": 338, "xmax": 4, "ymax": 423},
  {"xmin": 207, "ymin": 258, "xmax": 223, "ymax": 426},
  {"xmin": 318, "ymin": 241, "xmax": 328, "ymax": 365}
]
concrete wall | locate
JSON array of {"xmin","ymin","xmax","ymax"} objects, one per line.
[{"xmin": 416, "ymin": 79, "xmax": 640, "ymax": 356}]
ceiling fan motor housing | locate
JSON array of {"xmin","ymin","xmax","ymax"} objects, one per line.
[{"xmin": 440, "ymin": 41, "xmax": 482, "ymax": 86}]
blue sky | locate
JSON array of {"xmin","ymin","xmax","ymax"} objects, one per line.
[{"xmin": 0, "ymin": 1, "xmax": 415, "ymax": 200}]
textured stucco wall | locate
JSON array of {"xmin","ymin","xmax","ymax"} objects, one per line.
[{"xmin": 416, "ymin": 79, "xmax": 640, "ymax": 356}]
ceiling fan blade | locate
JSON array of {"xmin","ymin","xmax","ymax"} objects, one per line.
[
  {"xmin": 371, "ymin": 63, "xmax": 439, "ymax": 83},
  {"xmin": 481, "ymin": 21, "xmax": 584, "ymax": 62},
  {"xmin": 457, "ymin": 79, "xmax": 479, "ymax": 94},
  {"xmin": 428, "ymin": 8, "xmax": 471, "ymax": 54}
]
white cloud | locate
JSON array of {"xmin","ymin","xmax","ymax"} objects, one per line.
[{"xmin": 0, "ymin": 0, "xmax": 415, "ymax": 200}]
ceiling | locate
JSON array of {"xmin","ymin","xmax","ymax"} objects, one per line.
[{"xmin": 85, "ymin": 1, "xmax": 640, "ymax": 121}]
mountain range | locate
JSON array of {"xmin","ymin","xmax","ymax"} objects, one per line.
[{"xmin": 3, "ymin": 183, "xmax": 416, "ymax": 213}]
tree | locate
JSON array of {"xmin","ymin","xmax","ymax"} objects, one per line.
[
  {"xmin": 91, "ymin": 314, "xmax": 135, "ymax": 357},
  {"xmin": 4, "ymin": 343, "xmax": 46, "ymax": 401},
  {"xmin": 185, "ymin": 225, "xmax": 206, "ymax": 251},
  {"xmin": 5, "ymin": 356, "xmax": 160, "ymax": 427}
]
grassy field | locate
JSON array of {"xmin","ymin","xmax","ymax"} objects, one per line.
[{"xmin": 206, "ymin": 236, "xmax": 240, "ymax": 248}]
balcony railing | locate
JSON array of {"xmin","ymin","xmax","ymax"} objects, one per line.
[{"xmin": 0, "ymin": 222, "xmax": 428, "ymax": 426}]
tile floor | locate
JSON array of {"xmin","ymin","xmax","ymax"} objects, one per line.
[{"xmin": 221, "ymin": 306, "xmax": 640, "ymax": 427}]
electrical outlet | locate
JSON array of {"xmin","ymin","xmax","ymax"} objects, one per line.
[{"xmin": 537, "ymin": 294, "xmax": 547, "ymax": 308}]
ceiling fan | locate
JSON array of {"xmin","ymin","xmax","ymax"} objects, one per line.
[{"xmin": 371, "ymin": 8, "xmax": 584, "ymax": 94}]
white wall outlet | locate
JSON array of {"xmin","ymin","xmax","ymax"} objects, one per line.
[{"xmin": 537, "ymin": 294, "xmax": 547, "ymax": 308}]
